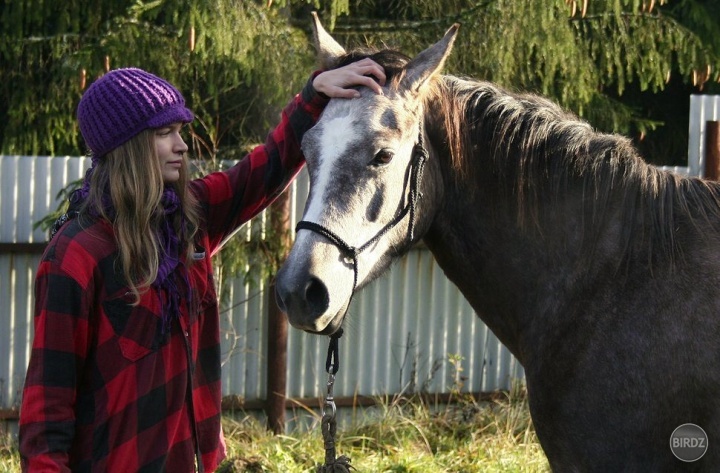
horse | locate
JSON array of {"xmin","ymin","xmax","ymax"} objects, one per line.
[{"xmin": 275, "ymin": 15, "xmax": 720, "ymax": 471}]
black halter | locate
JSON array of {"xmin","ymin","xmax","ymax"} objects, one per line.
[{"xmin": 295, "ymin": 128, "xmax": 429, "ymax": 301}]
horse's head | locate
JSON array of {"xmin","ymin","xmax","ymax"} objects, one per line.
[{"xmin": 275, "ymin": 15, "xmax": 458, "ymax": 334}]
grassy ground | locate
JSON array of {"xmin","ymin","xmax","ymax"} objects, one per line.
[
  {"xmin": 0, "ymin": 433, "xmax": 19, "ymax": 473},
  {"xmin": 219, "ymin": 385, "xmax": 549, "ymax": 473},
  {"xmin": 1, "ymin": 388, "xmax": 549, "ymax": 472}
]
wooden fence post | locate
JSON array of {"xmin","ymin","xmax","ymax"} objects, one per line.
[
  {"xmin": 265, "ymin": 190, "xmax": 290, "ymax": 434},
  {"xmin": 704, "ymin": 121, "xmax": 720, "ymax": 180}
]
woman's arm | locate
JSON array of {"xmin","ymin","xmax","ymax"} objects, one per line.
[
  {"xmin": 192, "ymin": 59, "xmax": 385, "ymax": 254},
  {"xmin": 19, "ymin": 247, "xmax": 94, "ymax": 472}
]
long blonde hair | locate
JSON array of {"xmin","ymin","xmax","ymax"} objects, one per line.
[{"xmin": 87, "ymin": 129, "xmax": 201, "ymax": 303}]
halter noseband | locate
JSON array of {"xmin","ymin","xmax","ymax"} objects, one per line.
[{"xmin": 295, "ymin": 127, "xmax": 429, "ymax": 304}]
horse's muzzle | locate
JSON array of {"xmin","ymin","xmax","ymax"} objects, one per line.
[{"xmin": 275, "ymin": 270, "xmax": 338, "ymax": 334}]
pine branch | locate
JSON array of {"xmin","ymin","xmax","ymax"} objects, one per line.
[
  {"xmin": 291, "ymin": 0, "xmax": 499, "ymax": 34},
  {"xmin": 570, "ymin": 10, "xmax": 665, "ymax": 22},
  {"xmin": 8, "ymin": 33, "xmax": 83, "ymax": 44}
]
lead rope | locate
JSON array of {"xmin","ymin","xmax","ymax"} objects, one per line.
[{"xmin": 317, "ymin": 329, "xmax": 354, "ymax": 472}]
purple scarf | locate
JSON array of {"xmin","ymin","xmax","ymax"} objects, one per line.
[{"xmin": 51, "ymin": 160, "xmax": 190, "ymax": 334}]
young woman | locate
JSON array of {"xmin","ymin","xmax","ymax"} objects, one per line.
[{"xmin": 19, "ymin": 61, "xmax": 385, "ymax": 472}]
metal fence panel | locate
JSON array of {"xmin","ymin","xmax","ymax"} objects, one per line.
[
  {"xmin": 688, "ymin": 94, "xmax": 720, "ymax": 178},
  {"xmin": 0, "ymin": 253, "xmax": 39, "ymax": 411},
  {"xmin": 0, "ymin": 156, "xmax": 90, "ymax": 243},
  {"xmin": 219, "ymin": 274, "xmax": 269, "ymax": 403},
  {"xmin": 0, "ymin": 156, "xmax": 525, "ymax": 416}
]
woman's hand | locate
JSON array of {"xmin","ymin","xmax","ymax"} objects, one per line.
[{"xmin": 313, "ymin": 58, "xmax": 386, "ymax": 98}]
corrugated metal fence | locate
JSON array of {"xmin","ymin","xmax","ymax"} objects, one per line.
[
  {"xmin": 0, "ymin": 159, "xmax": 524, "ymax": 432},
  {"xmin": 688, "ymin": 95, "xmax": 720, "ymax": 178},
  {"xmin": 1, "ymin": 156, "xmax": 91, "ymax": 425},
  {"xmin": 1, "ymin": 94, "xmax": 716, "ymax": 433}
]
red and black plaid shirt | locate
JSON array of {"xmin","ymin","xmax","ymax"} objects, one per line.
[{"xmin": 19, "ymin": 75, "xmax": 328, "ymax": 473}]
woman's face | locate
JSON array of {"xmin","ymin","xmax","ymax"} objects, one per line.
[{"xmin": 154, "ymin": 123, "xmax": 188, "ymax": 183}]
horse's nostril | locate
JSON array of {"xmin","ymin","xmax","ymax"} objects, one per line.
[
  {"xmin": 305, "ymin": 277, "xmax": 329, "ymax": 314},
  {"xmin": 274, "ymin": 283, "xmax": 288, "ymax": 313}
]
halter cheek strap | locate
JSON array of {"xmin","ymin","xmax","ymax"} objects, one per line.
[{"xmin": 295, "ymin": 127, "xmax": 429, "ymax": 303}]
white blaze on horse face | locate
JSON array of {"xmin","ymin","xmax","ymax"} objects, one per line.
[
  {"xmin": 292, "ymin": 110, "xmax": 361, "ymax": 327},
  {"xmin": 303, "ymin": 113, "xmax": 358, "ymax": 224}
]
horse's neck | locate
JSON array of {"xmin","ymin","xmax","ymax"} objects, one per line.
[
  {"xmin": 422, "ymin": 174, "xmax": 549, "ymax": 358},
  {"xmin": 425, "ymin": 83, "xmax": 720, "ymax": 362},
  {"xmin": 422, "ymin": 144, "xmax": 679, "ymax": 361}
]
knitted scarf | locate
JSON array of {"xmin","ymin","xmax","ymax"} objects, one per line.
[{"xmin": 51, "ymin": 160, "xmax": 189, "ymax": 334}]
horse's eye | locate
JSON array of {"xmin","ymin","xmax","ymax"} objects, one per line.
[{"xmin": 371, "ymin": 149, "xmax": 394, "ymax": 167}]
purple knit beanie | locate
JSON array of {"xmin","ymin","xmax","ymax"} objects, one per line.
[{"xmin": 77, "ymin": 68, "xmax": 194, "ymax": 157}]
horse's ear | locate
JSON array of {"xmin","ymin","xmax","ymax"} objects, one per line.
[
  {"xmin": 401, "ymin": 24, "xmax": 459, "ymax": 94},
  {"xmin": 311, "ymin": 12, "xmax": 346, "ymax": 70}
]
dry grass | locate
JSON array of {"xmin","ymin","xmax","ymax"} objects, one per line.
[
  {"xmin": 218, "ymin": 385, "xmax": 549, "ymax": 473},
  {"xmin": 1, "ymin": 386, "xmax": 549, "ymax": 473}
]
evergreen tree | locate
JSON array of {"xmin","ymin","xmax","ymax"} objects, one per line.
[
  {"xmin": 0, "ymin": 0, "xmax": 313, "ymax": 158},
  {"xmin": 2, "ymin": 0, "xmax": 717, "ymax": 164}
]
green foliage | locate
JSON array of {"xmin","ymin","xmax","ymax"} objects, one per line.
[
  {"xmin": 0, "ymin": 0, "xmax": 314, "ymax": 158},
  {"xmin": 3, "ymin": 0, "xmax": 719, "ymax": 157},
  {"xmin": 32, "ymin": 177, "xmax": 84, "ymax": 234}
]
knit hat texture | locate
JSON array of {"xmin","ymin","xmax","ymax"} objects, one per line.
[{"xmin": 77, "ymin": 68, "xmax": 194, "ymax": 157}]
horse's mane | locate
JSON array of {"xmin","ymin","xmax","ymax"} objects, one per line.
[{"xmin": 434, "ymin": 75, "xmax": 720, "ymax": 268}]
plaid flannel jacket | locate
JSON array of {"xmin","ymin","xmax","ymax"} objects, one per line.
[{"xmin": 19, "ymin": 75, "xmax": 328, "ymax": 473}]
